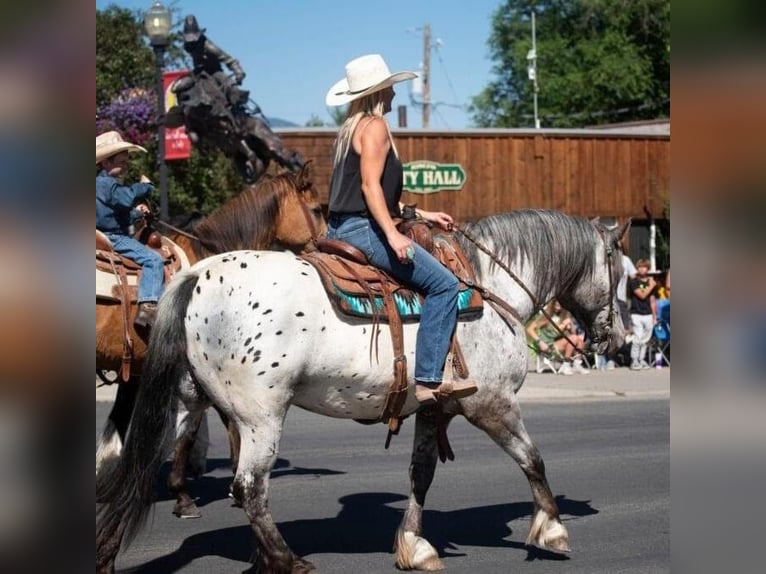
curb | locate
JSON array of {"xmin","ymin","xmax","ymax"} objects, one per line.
[{"xmin": 97, "ymin": 369, "xmax": 669, "ymax": 403}]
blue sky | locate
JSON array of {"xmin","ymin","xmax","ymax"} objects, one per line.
[{"xmin": 97, "ymin": 0, "xmax": 504, "ymax": 128}]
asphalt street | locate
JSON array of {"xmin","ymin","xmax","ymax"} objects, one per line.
[{"xmin": 96, "ymin": 368, "xmax": 670, "ymax": 573}]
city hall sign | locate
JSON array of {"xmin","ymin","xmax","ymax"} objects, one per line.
[{"xmin": 403, "ymin": 161, "xmax": 467, "ymax": 194}]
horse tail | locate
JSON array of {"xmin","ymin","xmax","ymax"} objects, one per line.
[{"xmin": 96, "ymin": 271, "xmax": 199, "ymax": 556}]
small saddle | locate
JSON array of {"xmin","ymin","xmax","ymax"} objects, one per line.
[
  {"xmin": 96, "ymin": 229, "xmax": 186, "ymax": 302},
  {"xmin": 300, "ymin": 219, "xmax": 483, "ymax": 432},
  {"xmin": 96, "ymin": 228, "xmax": 189, "ymax": 383}
]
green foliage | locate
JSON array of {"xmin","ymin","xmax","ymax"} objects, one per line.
[
  {"xmin": 469, "ymin": 0, "xmax": 670, "ymax": 128},
  {"xmin": 305, "ymin": 114, "xmax": 326, "ymax": 127},
  {"xmin": 97, "ymin": 4, "xmax": 244, "ymax": 216},
  {"xmin": 306, "ymin": 107, "xmax": 347, "ymax": 127},
  {"xmin": 327, "ymin": 105, "xmax": 348, "ymax": 127},
  {"xmin": 96, "ymin": 6, "xmax": 155, "ymax": 107}
]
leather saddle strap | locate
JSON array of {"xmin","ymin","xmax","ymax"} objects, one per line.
[
  {"xmin": 106, "ymin": 252, "xmax": 134, "ymax": 382},
  {"xmin": 484, "ymin": 293, "xmax": 522, "ymax": 334},
  {"xmin": 376, "ymin": 272, "xmax": 408, "ymax": 433},
  {"xmin": 333, "ymin": 257, "xmax": 382, "ymax": 364},
  {"xmin": 448, "ymin": 336, "xmax": 470, "ymax": 379},
  {"xmin": 329, "ymin": 257, "xmax": 408, "ymax": 433}
]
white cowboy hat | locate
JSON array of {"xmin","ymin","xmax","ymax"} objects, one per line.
[
  {"xmin": 96, "ymin": 131, "xmax": 147, "ymax": 164},
  {"xmin": 326, "ymin": 54, "xmax": 417, "ymax": 107}
]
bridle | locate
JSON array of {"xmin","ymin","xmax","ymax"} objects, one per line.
[
  {"xmin": 453, "ymin": 222, "xmax": 618, "ymax": 353},
  {"xmin": 295, "ymin": 186, "xmax": 320, "ymax": 245},
  {"xmin": 591, "ymin": 226, "xmax": 618, "ymax": 352},
  {"xmin": 291, "ymin": 175, "xmax": 321, "ymax": 249}
]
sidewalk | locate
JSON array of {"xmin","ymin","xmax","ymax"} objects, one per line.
[
  {"xmin": 96, "ymin": 367, "xmax": 670, "ymax": 403},
  {"xmin": 519, "ymin": 366, "xmax": 670, "ymax": 402}
]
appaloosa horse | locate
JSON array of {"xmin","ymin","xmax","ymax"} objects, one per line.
[
  {"xmin": 96, "ymin": 166, "xmax": 325, "ymax": 517},
  {"xmin": 97, "ymin": 211, "xmax": 629, "ymax": 573}
]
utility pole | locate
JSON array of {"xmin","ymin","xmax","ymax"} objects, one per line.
[{"xmin": 422, "ymin": 23, "xmax": 431, "ymax": 128}]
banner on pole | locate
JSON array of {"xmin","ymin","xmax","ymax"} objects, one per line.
[{"xmin": 162, "ymin": 70, "xmax": 191, "ymax": 161}]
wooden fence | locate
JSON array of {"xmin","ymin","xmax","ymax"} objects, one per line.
[{"xmin": 277, "ymin": 127, "xmax": 669, "ymax": 223}]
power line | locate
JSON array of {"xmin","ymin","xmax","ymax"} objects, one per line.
[
  {"xmin": 407, "ymin": 24, "xmax": 467, "ymax": 126},
  {"xmin": 519, "ymin": 98, "xmax": 670, "ymax": 122},
  {"xmin": 433, "ymin": 41, "xmax": 460, "ymax": 105},
  {"xmin": 433, "ymin": 106, "xmax": 450, "ymax": 129}
]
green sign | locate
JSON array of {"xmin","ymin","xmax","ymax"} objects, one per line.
[{"xmin": 402, "ymin": 160, "xmax": 467, "ymax": 194}]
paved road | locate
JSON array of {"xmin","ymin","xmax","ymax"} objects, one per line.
[{"xmin": 97, "ymin": 370, "xmax": 669, "ymax": 573}]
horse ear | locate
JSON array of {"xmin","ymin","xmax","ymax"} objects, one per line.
[
  {"xmin": 614, "ymin": 218, "xmax": 631, "ymax": 242},
  {"xmin": 296, "ymin": 160, "xmax": 313, "ymax": 190}
]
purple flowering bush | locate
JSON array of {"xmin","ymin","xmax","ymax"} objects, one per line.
[{"xmin": 96, "ymin": 88, "xmax": 157, "ymax": 145}]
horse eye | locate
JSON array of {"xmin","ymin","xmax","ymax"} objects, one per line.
[{"xmin": 312, "ymin": 206, "xmax": 322, "ymax": 214}]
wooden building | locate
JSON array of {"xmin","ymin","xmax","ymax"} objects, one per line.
[{"xmin": 277, "ymin": 127, "xmax": 670, "ymax": 267}]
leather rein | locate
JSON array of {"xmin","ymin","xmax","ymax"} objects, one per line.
[{"xmin": 451, "ymin": 223, "xmax": 617, "ymax": 353}]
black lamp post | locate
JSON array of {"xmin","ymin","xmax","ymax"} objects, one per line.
[{"xmin": 144, "ymin": 1, "xmax": 172, "ymax": 220}]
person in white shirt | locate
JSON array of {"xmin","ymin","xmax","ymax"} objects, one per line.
[{"xmin": 603, "ymin": 252, "xmax": 637, "ymax": 370}]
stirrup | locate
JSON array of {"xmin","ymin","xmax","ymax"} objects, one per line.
[
  {"xmin": 437, "ymin": 380, "xmax": 478, "ymax": 400},
  {"xmin": 414, "ymin": 383, "xmax": 438, "ymax": 406}
]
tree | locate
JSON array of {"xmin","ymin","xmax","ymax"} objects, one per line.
[
  {"xmin": 96, "ymin": 6, "xmax": 155, "ymax": 108},
  {"xmin": 305, "ymin": 114, "xmax": 326, "ymax": 127},
  {"xmin": 97, "ymin": 4, "xmax": 242, "ymax": 215},
  {"xmin": 327, "ymin": 105, "xmax": 348, "ymax": 127},
  {"xmin": 469, "ymin": 0, "xmax": 670, "ymax": 128}
]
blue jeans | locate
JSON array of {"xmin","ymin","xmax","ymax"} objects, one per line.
[
  {"xmin": 105, "ymin": 233, "xmax": 164, "ymax": 303},
  {"xmin": 327, "ymin": 215, "xmax": 459, "ymax": 383}
]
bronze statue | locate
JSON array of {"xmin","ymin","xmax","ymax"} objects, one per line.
[{"xmin": 169, "ymin": 15, "xmax": 304, "ymax": 182}]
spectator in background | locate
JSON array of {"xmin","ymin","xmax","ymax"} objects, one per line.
[
  {"xmin": 628, "ymin": 259, "xmax": 657, "ymax": 370},
  {"xmin": 527, "ymin": 300, "xmax": 590, "ymax": 375},
  {"xmin": 656, "ymin": 268, "xmax": 670, "ymax": 299},
  {"xmin": 604, "ymin": 251, "xmax": 638, "ymax": 369}
]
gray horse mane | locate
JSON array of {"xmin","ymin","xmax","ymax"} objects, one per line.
[{"xmin": 456, "ymin": 209, "xmax": 600, "ymax": 304}]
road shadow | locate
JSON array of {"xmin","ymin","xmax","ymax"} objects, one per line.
[
  {"xmin": 152, "ymin": 457, "xmax": 345, "ymax": 510},
  {"xmin": 122, "ymin": 492, "xmax": 595, "ymax": 572}
]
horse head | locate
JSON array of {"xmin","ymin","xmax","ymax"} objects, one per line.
[
  {"xmin": 559, "ymin": 218, "xmax": 631, "ymax": 355},
  {"xmin": 274, "ymin": 161, "xmax": 327, "ymax": 253}
]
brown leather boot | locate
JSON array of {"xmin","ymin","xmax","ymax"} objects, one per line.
[
  {"xmin": 134, "ymin": 302, "xmax": 158, "ymax": 329},
  {"xmin": 414, "ymin": 382, "xmax": 440, "ymax": 405}
]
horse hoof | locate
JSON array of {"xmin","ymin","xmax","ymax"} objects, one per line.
[
  {"xmin": 173, "ymin": 500, "xmax": 201, "ymax": 519},
  {"xmin": 547, "ymin": 536, "xmax": 571, "ymax": 553},
  {"xmin": 228, "ymin": 490, "xmax": 243, "ymax": 508}
]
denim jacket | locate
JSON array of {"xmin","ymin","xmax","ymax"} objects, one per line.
[{"xmin": 96, "ymin": 169, "xmax": 153, "ymax": 234}]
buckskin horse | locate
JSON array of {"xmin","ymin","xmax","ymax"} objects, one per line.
[
  {"xmin": 95, "ymin": 166, "xmax": 325, "ymax": 517},
  {"xmin": 97, "ymin": 211, "xmax": 629, "ymax": 573}
]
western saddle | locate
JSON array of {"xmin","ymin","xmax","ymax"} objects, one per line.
[
  {"xmin": 301, "ymin": 215, "xmax": 483, "ymax": 435},
  {"xmin": 96, "ymin": 227, "xmax": 187, "ymax": 381}
]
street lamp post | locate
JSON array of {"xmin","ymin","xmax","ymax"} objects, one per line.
[
  {"xmin": 144, "ymin": 1, "xmax": 172, "ymax": 220},
  {"xmin": 527, "ymin": 11, "xmax": 540, "ymax": 129}
]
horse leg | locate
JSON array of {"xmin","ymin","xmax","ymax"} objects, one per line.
[
  {"xmin": 168, "ymin": 376, "xmax": 210, "ymax": 518},
  {"xmin": 394, "ymin": 407, "xmax": 445, "ymax": 571},
  {"xmin": 234, "ymin": 417, "xmax": 315, "ymax": 574},
  {"xmin": 96, "ymin": 378, "xmax": 138, "ymax": 477},
  {"xmin": 463, "ymin": 396, "xmax": 571, "ymax": 552},
  {"xmin": 187, "ymin": 408, "xmax": 210, "ymax": 478},
  {"xmin": 213, "ymin": 404, "xmax": 241, "ymax": 472},
  {"xmin": 213, "ymin": 404, "xmax": 243, "ymax": 506}
]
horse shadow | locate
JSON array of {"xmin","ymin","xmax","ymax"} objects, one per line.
[
  {"xmin": 153, "ymin": 457, "xmax": 346, "ymax": 508},
  {"xmin": 123, "ymin": 492, "xmax": 596, "ymax": 572}
]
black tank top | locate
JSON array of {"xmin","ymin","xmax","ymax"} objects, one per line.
[{"xmin": 328, "ymin": 147, "xmax": 403, "ymax": 218}]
